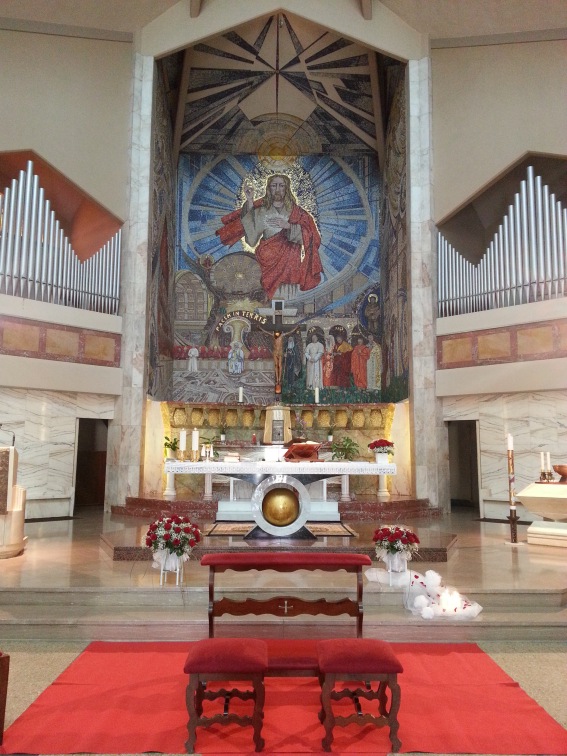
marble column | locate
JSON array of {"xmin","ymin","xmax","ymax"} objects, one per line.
[
  {"xmin": 407, "ymin": 57, "xmax": 449, "ymax": 512},
  {"xmin": 105, "ymin": 53, "xmax": 154, "ymax": 511}
]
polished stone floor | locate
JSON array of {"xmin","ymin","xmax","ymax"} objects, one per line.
[
  {"xmin": 1, "ymin": 504, "xmax": 566, "ymax": 594},
  {"xmin": 1, "ymin": 505, "xmax": 566, "ymax": 754}
]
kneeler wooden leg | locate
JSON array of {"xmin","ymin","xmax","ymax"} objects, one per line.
[{"xmin": 185, "ymin": 675, "xmax": 199, "ymax": 754}]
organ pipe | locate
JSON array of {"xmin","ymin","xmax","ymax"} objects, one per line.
[
  {"xmin": 438, "ymin": 166, "xmax": 567, "ymax": 316},
  {"xmin": 0, "ymin": 160, "xmax": 121, "ymax": 314}
]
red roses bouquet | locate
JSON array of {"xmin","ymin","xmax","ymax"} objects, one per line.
[
  {"xmin": 368, "ymin": 439, "xmax": 394, "ymax": 453},
  {"xmin": 145, "ymin": 515, "xmax": 201, "ymax": 558},
  {"xmin": 372, "ymin": 524, "xmax": 419, "ymax": 559}
]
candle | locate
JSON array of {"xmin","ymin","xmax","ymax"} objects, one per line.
[
  {"xmin": 314, "ymin": 387, "xmax": 319, "ymax": 404},
  {"xmin": 546, "ymin": 452, "xmax": 551, "ymax": 471},
  {"xmin": 179, "ymin": 430, "xmax": 186, "ymax": 451},
  {"xmin": 238, "ymin": 386, "xmax": 244, "ymax": 403},
  {"xmin": 201, "ymin": 444, "xmax": 205, "ymax": 458},
  {"xmin": 540, "ymin": 452, "xmax": 545, "ymax": 471},
  {"xmin": 507, "ymin": 434, "xmax": 513, "ymax": 451},
  {"xmin": 210, "ymin": 443, "xmax": 214, "ymax": 458},
  {"xmin": 191, "ymin": 428, "xmax": 199, "ymax": 451}
]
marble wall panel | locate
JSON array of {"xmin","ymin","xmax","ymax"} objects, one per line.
[
  {"xmin": 477, "ymin": 332, "xmax": 511, "ymax": 360},
  {"xmin": 517, "ymin": 325, "xmax": 554, "ymax": 356},
  {"xmin": 45, "ymin": 329, "xmax": 80, "ymax": 357},
  {"xmin": 442, "ymin": 390, "xmax": 567, "ymax": 506},
  {"xmin": 0, "ymin": 388, "xmax": 115, "ymax": 511},
  {"xmin": 3, "ymin": 322, "xmax": 40, "ymax": 352},
  {"xmin": 83, "ymin": 334, "xmax": 116, "ymax": 362}
]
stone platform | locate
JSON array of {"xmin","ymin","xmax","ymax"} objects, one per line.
[
  {"xmin": 100, "ymin": 520, "xmax": 456, "ymax": 563},
  {"xmin": 113, "ymin": 493, "xmax": 435, "ymax": 523}
]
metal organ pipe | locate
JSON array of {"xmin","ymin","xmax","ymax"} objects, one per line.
[
  {"xmin": 437, "ymin": 166, "xmax": 567, "ymax": 316},
  {"xmin": 0, "ymin": 160, "xmax": 122, "ymax": 314}
]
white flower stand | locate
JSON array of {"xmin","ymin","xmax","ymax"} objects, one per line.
[{"xmin": 152, "ymin": 550, "xmax": 186, "ymax": 585}]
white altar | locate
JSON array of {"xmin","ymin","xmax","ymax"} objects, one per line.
[
  {"xmin": 516, "ymin": 481, "xmax": 567, "ymax": 548},
  {"xmin": 164, "ymin": 458, "xmax": 397, "ymax": 522},
  {"xmin": 0, "ymin": 446, "xmax": 27, "ymax": 558}
]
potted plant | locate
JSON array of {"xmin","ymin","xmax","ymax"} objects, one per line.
[
  {"xmin": 368, "ymin": 438, "xmax": 394, "ymax": 464},
  {"xmin": 145, "ymin": 515, "xmax": 201, "ymax": 578},
  {"xmin": 219, "ymin": 424, "xmax": 227, "ymax": 443},
  {"xmin": 327, "ymin": 426, "xmax": 334, "ymax": 443},
  {"xmin": 164, "ymin": 435, "xmax": 179, "ymax": 459},
  {"xmin": 331, "ymin": 436, "xmax": 359, "ymax": 461},
  {"xmin": 372, "ymin": 524, "xmax": 419, "ymax": 573}
]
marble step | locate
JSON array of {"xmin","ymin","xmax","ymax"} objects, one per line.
[{"xmin": 0, "ymin": 603, "xmax": 565, "ymax": 642}]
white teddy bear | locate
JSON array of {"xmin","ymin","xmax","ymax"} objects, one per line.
[{"xmin": 406, "ymin": 569, "xmax": 482, "ymax": 619}]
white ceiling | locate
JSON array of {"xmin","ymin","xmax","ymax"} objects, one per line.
[{"xmin": 0, "ymin": 0, "xmax": 566, "ymax": 43}]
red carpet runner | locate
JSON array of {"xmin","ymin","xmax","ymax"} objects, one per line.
[{"xmin": 2, "ymin": 641, "xmax": 566, "ymax": 755}]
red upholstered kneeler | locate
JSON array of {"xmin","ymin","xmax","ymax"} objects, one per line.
[
  {"xmin": 317, "ymin": 638, "xmax": 403, "ymax": 753},
  {"xmin": 183, "ymin": 638, "xmax": 268, "ymax": 753}
]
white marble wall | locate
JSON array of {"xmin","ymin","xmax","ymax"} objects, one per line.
[
  {"xmin": 442, "ymin": 391, "xmax": 567, "ymax": 515},
  {"xmin": 105, "ymin": 52, "xmax": 155, "ymax": 511},
  {"xmin": 407, "ymin": 57, "xmax": 448, "ymax": 510},
  {"xmin": 0, "ymin": 388, "xmax": 114, "ymax": 518}
]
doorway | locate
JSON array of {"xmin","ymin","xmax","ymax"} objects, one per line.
[
  {"xmin": 448, "ymin": 420, "xmax": 480, "ymax": 517},
  {"xmin": 74, "ymin": 419, "xmax": 108, "ymax": 511}
]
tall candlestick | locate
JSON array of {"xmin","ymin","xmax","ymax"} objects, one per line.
[
  {"xmin": 314, "ymin": 387, "xmax": 319, "ymax": 404},
  {"xmin": 179, "ymin": 430, "xmax": 186, "ymax": 451},
  {"xmin": 507, "ymin": 444, "xmax": 519, "ymax": 543},
  {"xmin": 238, "ymin": 386, "xmax": 244, "ymax": 403},
  {"xmin": 191, "ymin": 428, "xmax": 199, "ymax": 451}
]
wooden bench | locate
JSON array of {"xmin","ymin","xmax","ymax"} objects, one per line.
[
  {"xmin": 183, "ymin": 637, "xmax": 403, "ymax": 753},
  {"xmin": 200, "ymin": 552, "xmax": 372, "ymax": 638}
]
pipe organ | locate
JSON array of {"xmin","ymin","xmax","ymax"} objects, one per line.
[
  {"xmin": 0, "ymin": 161, "xmax": 121, "ymax": 315},
  {"xmin": 438, "ymin": 167, "xmax": 566, "ymax": 317}
]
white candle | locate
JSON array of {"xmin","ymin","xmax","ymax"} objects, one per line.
[
  {"xmin": 314, "ymin": 387, "xmax": 319, "ymax": 404},
  {"xmin": 546, "ymin": 452, "xmax": 551, "ymax": 471},
  {"xmin": 179, "ymin": 430, "xmax": 187, "ymax": 451},
  {"xmin": 507, "ymin": 434, "xmax": 513, "ymax": 451},
  {"xmin": 238, "ymin": 386, "xmax": 244, "ymax": 403},
  {"xmin": 540, "ymin": 452, "xmax": 545, "ymax": 471},
  {"xmin": 201, "ymin": 444, "xmax": 206, "ymax": 458},
  {"xmin": 191, "ymin": 428, "xmax": 199, "ymax": 451},
  {"xmin": 210, "ymin": 443, "xmax": 214, "ymax": 458}
]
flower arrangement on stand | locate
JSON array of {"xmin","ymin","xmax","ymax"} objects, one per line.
[
  {"xmin": 145, "ymin": 515, "xmax": 201, "ymax": 582},
  {"xmin": 368, "ymin": 439, "xmax": 394, "ymax": 464},
  {"xmin": 373, "ymin": 524, "xmax": 420, "ymax": 574}
]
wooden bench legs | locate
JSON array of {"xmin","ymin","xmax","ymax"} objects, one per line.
[
  {"xmin": 183, "ymin": 638, "xmax": 268, "ymax": 754},
  {"xmin": 185, "ymin": 671, "xmax": 265, "ymax": 754},
  {"xmin": 317, "ymin": 639, "xmax": 403, "ymax": 753}
]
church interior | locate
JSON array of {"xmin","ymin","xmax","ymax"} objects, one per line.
[{"xmin": 0, "ymin": 1, "xmax": 566, "ymax": 753}]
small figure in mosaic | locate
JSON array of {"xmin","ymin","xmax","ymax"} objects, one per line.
[
  {"xmin": 187, "ymin": 346, "xmax": 199, "ymax": 373},
  {"xmin": 351, "ymin": 335, "xmax": 370, "ymax": 389},
  {"xmin": 366, "ymin": 333, "xmax": 382, "ymax": 389},
  {"xmin": 305, "ymin": 332, "xmax": 324, "ymax": 389},
  {"xmin": 228, "ymin": 341, "xmax": 244, "ymax": 375}
]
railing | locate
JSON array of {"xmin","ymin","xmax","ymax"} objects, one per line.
[
  {"xmin": 0, "ymin": 161, "xmax": 121, "ymax": 315},
  {"xmin": 438, "ymin": 167, "xmax": 566, "ymax": 317}
]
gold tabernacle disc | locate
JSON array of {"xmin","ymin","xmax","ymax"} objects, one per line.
[{"xmin": 262, "ymin": 487, "xmax": 299, "ymax": 526}]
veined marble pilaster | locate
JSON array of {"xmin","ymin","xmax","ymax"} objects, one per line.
[
  {"xmin": 105, "ymin": 52, "xmax": 154, "ymax": 511},
  {"xmin": 443, "ymin": 391, "xmax": 567, "ymax": 511},
  {"xmin": 407, "ymin": 57, "xmax": 447, "ymax": 510}
]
